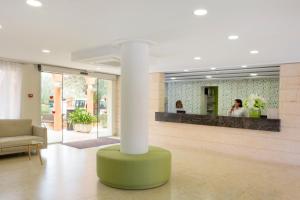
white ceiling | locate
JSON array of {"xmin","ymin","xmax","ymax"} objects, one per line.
[{"xmin": 0, "ymin": 0, "xmax": 300, "ymax": 74}]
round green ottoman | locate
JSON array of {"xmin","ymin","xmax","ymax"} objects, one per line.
[{"xmin": 97, "ymin": 145, "xmax": 171, "ymax": 190}]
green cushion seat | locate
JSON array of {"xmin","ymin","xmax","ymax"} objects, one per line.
[{"xmin": 97, "ymin": 145, "xmax": 171, "ymax": 190}]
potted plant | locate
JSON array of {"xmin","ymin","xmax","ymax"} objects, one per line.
[
  {"xmin": 244, "ymin": 94, "xmax": 266, "ymax": 118},
  {"xmin": 68, "ymin": 109, "xmax": 96, "ymax": 133}
]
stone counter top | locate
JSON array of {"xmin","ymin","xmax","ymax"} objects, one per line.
[{"xmin": 155, "ymin": 112, "xmax": 280, "ymax": 132}]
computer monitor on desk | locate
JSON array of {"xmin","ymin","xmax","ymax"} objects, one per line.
[{"xmin": 177, "ymin": 110, "xmax": 186, "ymax": 114}]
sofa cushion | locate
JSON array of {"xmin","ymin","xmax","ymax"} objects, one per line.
[
  {"xmin": 0, "ymin": 136, "xmax": 43, "ymax": 148},
  {"xmin": 0, "ymin": 119, "xmax": 32, "ymax": 137}
]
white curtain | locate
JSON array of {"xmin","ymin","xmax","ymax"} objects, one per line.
[{"xmin": 0, "ymin": 61, "xmax": 22, "ymax": 119}]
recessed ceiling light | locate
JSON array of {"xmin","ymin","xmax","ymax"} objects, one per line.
[
  {"xmin": 42, "ymin": 49, "xmax": 51, "ymax": 53},
  {"xmin": 170, "ymin": 77, "xmax": 176, "ymax": 80},
  {"xmin": 250, "ymin": 73, "xmax": 258, "ymax": 76},
  {"xmin": 26, "ymin": 0, "xmax": 42, "ymax": 7},
  {"xmin": 228, "ymin": 35, "xmax": 239, "ymax": 40},
  {"xmin": 250, "ymin": 50, "xmax": 259, "ymax": 54},
  {"xmin": 206, "ymin": 75, "xmax": 212, "ymax": 79},
  {"xmin": 0, "ymin": 24, "xmax": 2, "ymax": 29},
  {"xmin": 241, "ymin": 65, "xmax": 247, "ymax": 68},
  {"xmin": 194, "ymin": 56, "xmax": 201, "ymax": 60},
  {"xmin": 183, "ymin": 69, "xmax": 189, "ymax": 72},
  {"xmin": 193, "ymin": 9, "xmax": 208, "ymax": 16},
  {"xmin": 210, "ymin": 67, "xmax": 216, "ymax": 70}
]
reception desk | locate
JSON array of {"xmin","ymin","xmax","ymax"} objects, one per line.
[{"xmin": 155, "ymin": 112, "xmax": 280, "ymax": 132}]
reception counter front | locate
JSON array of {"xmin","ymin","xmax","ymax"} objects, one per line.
[{"xmin": 155, "ymin": 112, "xmax": 280, "ymax": 132}]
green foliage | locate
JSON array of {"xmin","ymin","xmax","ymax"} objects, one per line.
[
  {"xmin": 68, "ymin": 109, "xmax": 96, "ymax": 124},
  {"xmin": 244, "ymin": 94, "xmax": 266, "ymax": 110},
  {"xmin": 63, "ymin": 75, "xmax": 87, "ymax": 99}
]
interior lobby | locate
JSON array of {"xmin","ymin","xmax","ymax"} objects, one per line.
[{"xmin": 1, "ymin": 1, "xmax": 300, "ymax": 200}]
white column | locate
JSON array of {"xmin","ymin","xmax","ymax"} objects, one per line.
[{"xmin": 120, "ymin": 40, "xmax": 150, "ymax": 154}]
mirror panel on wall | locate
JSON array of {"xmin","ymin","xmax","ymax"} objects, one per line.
[{"xmin": 164, "ymin": 66, "xmax": 280, "ymax": 119}]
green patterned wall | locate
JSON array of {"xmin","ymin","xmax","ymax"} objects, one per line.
[{"xmin": 166, "ymin": 78, "xmax": 279, "ymax": 116}]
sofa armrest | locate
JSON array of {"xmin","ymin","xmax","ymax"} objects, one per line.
[{"xmin": 33, "ymin": 126, "xmax": 48, "ymax": 148}]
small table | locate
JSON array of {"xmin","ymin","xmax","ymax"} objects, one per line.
[
  {"xmin": 28, "ymin": 141, "xmax": 44, "ymax": 165},
  {"xmin": 1, "ymin": 141, "xmax": 44, "ymax": 165}
]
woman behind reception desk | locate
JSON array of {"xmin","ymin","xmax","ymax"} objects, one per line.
[
  {"xmin": 175, "ymin": 100, "xmax": 186, "ymax": 114},
  {"xmin": 228, "ymin": 99, "xmax": 247, "ymax": 117}
]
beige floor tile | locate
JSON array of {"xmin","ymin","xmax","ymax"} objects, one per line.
[{"xmin": 1, "ymin": 142, "xmax": 300, "ymax": 200}]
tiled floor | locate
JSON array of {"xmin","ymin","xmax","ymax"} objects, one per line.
[{"xmin": 1, "ymin": 143, "xmax": 300, "ymax": 200}]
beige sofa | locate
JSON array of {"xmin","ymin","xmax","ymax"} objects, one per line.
[{"xmin": 0, "ymin": 119, "xmax": 47, "ymax": 155}]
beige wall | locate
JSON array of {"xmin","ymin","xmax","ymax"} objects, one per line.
[
  {"xmin": 114, "ymin": 73, "xmax": 165, "ymax": 137},
  {"xmin": 149, "ymin": 73, "xmax": 165, "ymax": 124},
  {"xmin": 148, "ymin": 65, "xmax": 300, "ymax": 166},
  {"xmin": 20, "ymin": 64, "xmax": 41, "ymax": 126},
  {"xmin": 113, "ymin": 76, "xmax": 121, "ymax": 136},
  {"xmin": 279, "ymin": 63, "xmax": 300, "ymax": 131},
  {"xmin": 112, "ymin": 76, "xmax": 121, "ymax": 136}
]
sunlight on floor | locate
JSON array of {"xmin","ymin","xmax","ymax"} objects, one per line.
[{"xmin": 47, "ymin": 127, "xmax": 112, "ymax": 143}]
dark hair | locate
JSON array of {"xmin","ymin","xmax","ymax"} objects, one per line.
[
  {"xmin": 176, "ymin": 100, "xmax": 183, "ymax": 109},
  {"xmin": 235, "ymin": 99, "xmax": 243, "ymax": 107}
]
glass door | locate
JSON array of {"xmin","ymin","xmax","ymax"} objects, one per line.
[
  {"xmin": 41, "ymin": 72, "xmax": 63, "ymax": 143},
  {"xmin": 62, "ymin": 74, "xmax": 98, "ymax": 143},
  {"xmin": 41, "ymin": 72, "xmax": 113, "ymax": 144},
  {"xmin": 96, "ymin": 79, "xmax": 113, "ymax": 137}
]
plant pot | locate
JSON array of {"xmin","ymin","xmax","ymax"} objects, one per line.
[
  {"xmin": 249, "ymin": 109, "xmax": 261, "ymax": 118},
  {"xmin": 73, "ymin": 124, "xmax": 93, "ymax": 133}
]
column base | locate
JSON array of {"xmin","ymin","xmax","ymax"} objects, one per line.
[{"xmin": 97, "ymin": 145, "xmax": 171, "ymax": 190}]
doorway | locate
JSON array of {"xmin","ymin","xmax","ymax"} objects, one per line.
[
  {"xmin": 41, "ymin": 72, "xmax": 113, "ymax": 144},
  {"xmin": 202, "ymin": 86, "xmax": 218, "ymax": 115}
]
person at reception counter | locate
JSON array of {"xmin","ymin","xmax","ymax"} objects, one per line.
[
  {"xmin": 175, "ymin": 100, "xmax": 186, "ymax": 114},
  {"xmin": 228, "ymin": 99, "xmax": 247, "ymax": 117}
]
